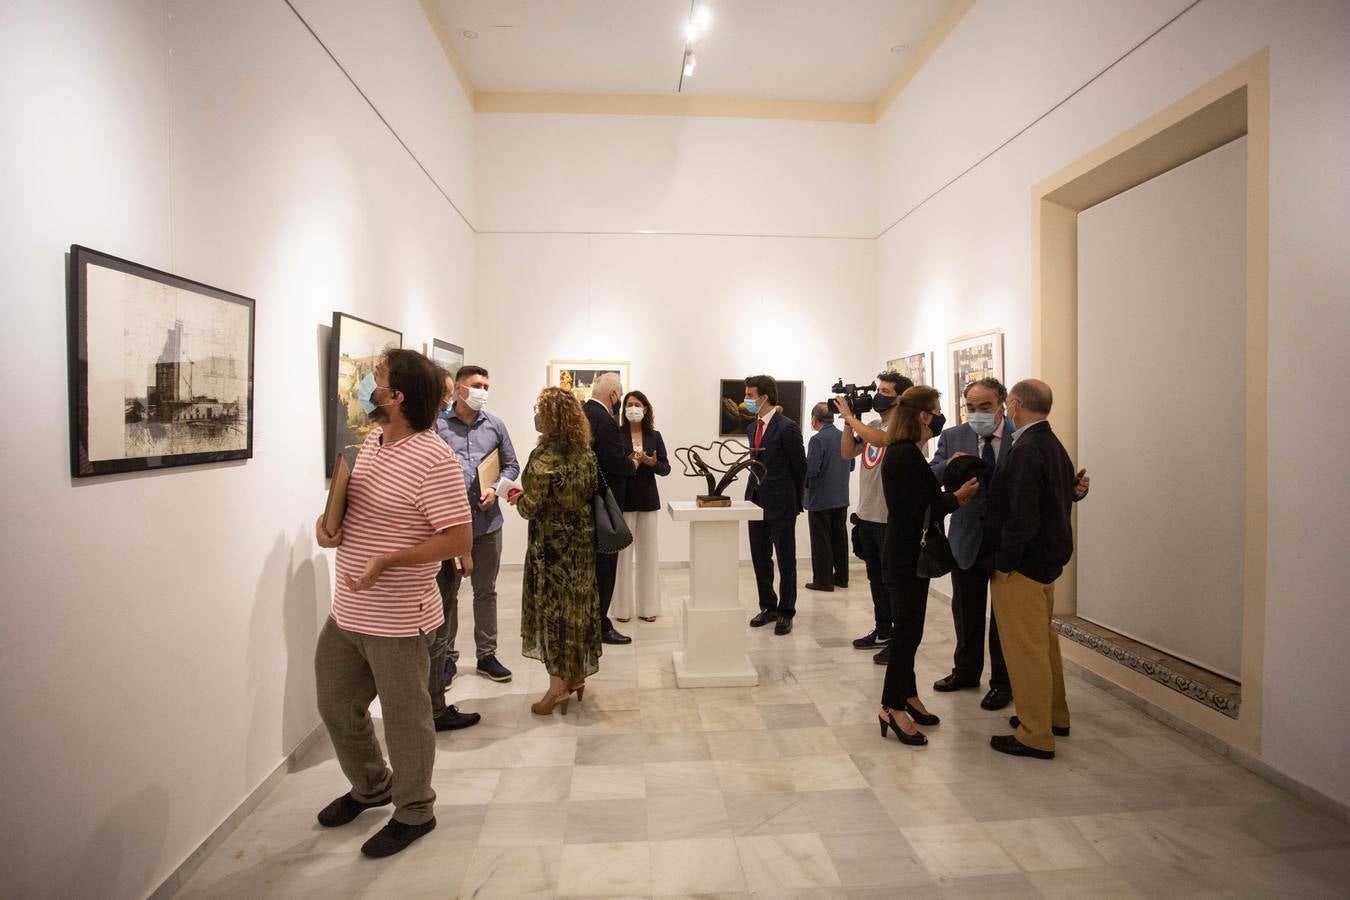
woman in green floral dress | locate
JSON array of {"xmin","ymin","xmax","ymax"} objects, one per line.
[{"xmin": 508, "ymin": 387, "xmax": 601, "ymax": 714}]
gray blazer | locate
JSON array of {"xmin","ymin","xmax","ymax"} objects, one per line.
[{"xmin": 930, "ymin": 419, "xmax": 1016, "ymax": 570}]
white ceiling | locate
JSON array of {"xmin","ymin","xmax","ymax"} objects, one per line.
[{"xmin": 433, "ymin": 0, "xmax": 952, "ymax": 102}]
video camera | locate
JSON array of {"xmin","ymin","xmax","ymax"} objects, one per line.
[{"xmin": 828, "ymin": 378, "xmax": 878, "ymax": 417}]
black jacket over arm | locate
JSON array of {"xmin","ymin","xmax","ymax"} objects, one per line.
[
  {"xmin": 984, "ymin": 421, "xmax": 1078, "ymax": 584},
  {"xmin": 882, "ymin": 441, "xmax": 959, "ymax": 578},
  {"xmin": 585, "ymin": 398, "xmax": 630, "ymax": 507},
  {"xmin": 622, "ymin": 429, "xmax": 670, "ymax": 512}
]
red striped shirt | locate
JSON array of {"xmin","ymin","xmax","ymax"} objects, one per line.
[{"xmin": 332, "ymin": 428, "xmax": 471, "ymax": 637}]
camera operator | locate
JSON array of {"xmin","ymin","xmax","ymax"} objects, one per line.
[{"xmin": 835, "ymin": 370, "xmax": 913, "ymax": 663}]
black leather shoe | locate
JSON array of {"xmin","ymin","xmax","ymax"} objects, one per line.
[
  {"xmin": 360, "ymin": 817, "xmax": 436, "ymax": 858},
  {"xmin": 852, "ymin": 628, "xmax": 892, "ymax": 649},
  {"xmin": 804, "ymin": 582, "xmax": 834, "ymax": 592},
  {"xmin": 990, "ymin": 734, "xmax": 1054, "ymax": 759},
  {"xmin": 980, "ymin": 687, "xmax": 1013, "ymax": 710},
  {"xmin": 904, "ymin": 701, "xmax": 940, "ymax": 727},
  {"xmin": 774, "ymin": 616, "xmax": 793, "ymax": 635},
  {"xmin": 1010, "ymin": 715, "xmax": 1069, "ymax": 737},
  {"xmin": 749, "ymin": 610, "xmax": 776, "ymax": 627},
  {"xmin": 932, "ymin": 673, "xmax": 980, "ymax": 692},
  {"xmin": 434, "ymin": 705, "xmax": 481, "ymax": 732},
  {"xmin": 872, "ymin": 645, "xmax": 890, "ymax": 666},
  {"xmin": 316, "ymin": 792, "xmax": 391, "ymax": 827},
  {"xmin": 834, "ymin": 580, "xmax": 849, "ymax": 589},
  {"xmin": 602, "ymin": 629, "xmax": 632, "ymax": 645}
]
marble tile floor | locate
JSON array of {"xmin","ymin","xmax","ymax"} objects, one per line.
[{"xmin": 175, "ymin": 565, "xmax": 1350, "ymax": 898}]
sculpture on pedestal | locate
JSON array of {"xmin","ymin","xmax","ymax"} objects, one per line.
[{"xmin": 673, "ymin": 439, "xmax": 765, "ymax": 508}]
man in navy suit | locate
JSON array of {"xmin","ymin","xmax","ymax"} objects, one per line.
[
  {"xmin": 743, "ymin": 375, "xmax": 808, "ymax": 635},
  {"xmin": 929, "ymin": 378, "xmax": 1017, "ymax": 710}
]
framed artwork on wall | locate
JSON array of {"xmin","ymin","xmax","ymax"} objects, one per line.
[
  {"xmin": 946, "ymin": 329, "xmax": 1004, "ymax": 425},
  {"xmin": 886, "ymin": 350, "xmax": 933, "ymax": 388},
  {"xmin": 66, "ymin": 244, "xmax": 255, "ymax": 478},
  {"xmin": 546, "ymin": 360, "xmax": 631, "ymax": 407},
  {"xmin": 327, "ymin": 312, "xmax": 401, "ymax": 477},
  {"xmin": 719, "ymin": 378, "xmax": 804, "ymax": 437},
  {"xmin": 431, "ymin": 338, "xmax": 465, "ymax": 379}
]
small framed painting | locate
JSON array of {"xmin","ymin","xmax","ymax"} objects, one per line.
[
  {"xmin": 431, "ymin": 338, "xmax": 465, "ymax": 379},
  {"xmin": 946, "ymin": 329, "xmax": 1004, "ymax": 425},
  {"xmin": 66, "ymin": 245, "xmax": 255, "ymax": 477},
  {"xmin": 327, "ymin": 312, "xmax": 401, "ymax": 476},
  {"xmin": 719, "ymin": 378, "xmax": 804, "ymax": 437},
  {"xmin": 886, "ymin": 350, "xmax": 933, "ymax": 388},
  {"xmin": 547, "ymin": 360, "xmax": 631, "ymax": 406}
]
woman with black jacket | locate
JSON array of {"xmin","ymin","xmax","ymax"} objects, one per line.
[
  {"xmin": 614, "ymin": 391, "xmax": 670, "ymax": 623},
  {"xmin": 879, "ymin": 385, "xmax": 978, "ymax": 745}
]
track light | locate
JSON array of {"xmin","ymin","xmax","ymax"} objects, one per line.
[
  {"xmin": 683, "ymin": 52, "xmax": 697, "ymax": 77},
  {"xmin": 693, "ymin": 7, "xmax": 712, "ymax": 29}
]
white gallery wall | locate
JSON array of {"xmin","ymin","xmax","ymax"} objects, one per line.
[
  {"xmin": 0, "ymin": 1, "xmax": 475, "ymax": 897},
  {"xmin": 873, "ymin": 0, "xmax": 1350, "ymax": 808},
  {"xmin": 473, "ymin": 113, "xmax": 877, "ymax": 566}
]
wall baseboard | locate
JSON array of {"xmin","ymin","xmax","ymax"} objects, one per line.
[{"xmin": 148, "ymin": 724, "xmax": 326, "ymax": 900}]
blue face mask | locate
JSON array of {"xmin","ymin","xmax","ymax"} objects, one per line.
[
  {"xmin": 358, "ymin": 372, "xmax": 380, "ymax": 415},
  {"xmin": 743, "ymin": 398, "xmax": 759, "ymax": 415},
  {"xmin": 967, "ymin": 412, "xmax": 998, "ymax": 436}
]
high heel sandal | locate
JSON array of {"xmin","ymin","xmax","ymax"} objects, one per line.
[
  {"xmin": 569, "ymin": 682, "xmax": 586, "ymax": 703},
  {"xmin": 878, "ymin": 709, "xmax": 927, "ymax": 746},
  {"xmin": 905, "ymin": 701, "xmax": 940, "ymax": 727},
  {"xmin": 531, "ymin": 689, "xmax": 571, "ymax": 716}
]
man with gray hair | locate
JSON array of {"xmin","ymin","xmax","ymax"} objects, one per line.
[{"xmin": 582, "ymin": 372, "xmax": 633, "ymax": 644}]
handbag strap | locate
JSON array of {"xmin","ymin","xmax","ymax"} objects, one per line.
[{"xmin": 919, "ymin": 506, "xmax": 932, "ymax": 548}]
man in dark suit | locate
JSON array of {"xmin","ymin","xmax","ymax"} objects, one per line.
[
  {"xmin": 985, "ymin": 379, "xmax": 1089, "ymax": 759},
  {"xmin": 929, "ymin": 378, "xmax": 1017, "ymax": 711},
  {"xmin": 583, "ymin": 372, "xmax": 632, "ymax": 645},
  {"xmin": 743, "ymin": 375, "xmax": 808, "ymax": 636}
]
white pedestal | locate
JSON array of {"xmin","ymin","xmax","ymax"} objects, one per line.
[{"xmin": 666, "ymin": 500, "xmax": 762, "ymax": 688}]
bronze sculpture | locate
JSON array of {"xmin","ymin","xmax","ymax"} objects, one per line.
[{"xmin": 674, "ymin": 439, "xmax": 765, "ymax": 508}]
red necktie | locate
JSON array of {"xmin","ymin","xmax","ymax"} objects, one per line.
[{"xmin": 755, "ymin": 419, "xmax": 766, "ymax": 449}]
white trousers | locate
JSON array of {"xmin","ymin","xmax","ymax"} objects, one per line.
[{"xmin": 614, "ymin": 510, "xmax": 660, "ymax": 620}]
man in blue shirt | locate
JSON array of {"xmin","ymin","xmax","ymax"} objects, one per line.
[
  {"xmin": 427, "ymin": 365, "xmax": 520, "ymax": 716},
  {"xmin": 804, "ymin": 402, "xmax": 854, "ymax": 592}
]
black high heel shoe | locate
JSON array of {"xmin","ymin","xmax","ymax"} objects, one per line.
[
  {"xmin": 878, "ymin": 710, "xmax": 927, "ymax": 746},
  {"xmin": 904, "ymin": 701, "xmax": 940, "ymax": 727}
]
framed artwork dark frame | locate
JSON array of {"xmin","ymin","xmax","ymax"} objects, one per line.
[
  {"xmin": 430, "ymin": 338, "xmax": 465, "ymax": 379},
  {"xmin": 66, "ymin": 244, "xmax": 256, "ymax": 478},
  {"xmin": 718, "ymin": 378, "xmax": 804, "ymax": 437},
  {"xmin": 326, "ymin": 312, "xmax": 402, "ymax": 477}
]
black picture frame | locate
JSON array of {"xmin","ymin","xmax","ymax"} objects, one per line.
[
  {"xmin": 67, "ymin": 244, "xmax": 256, "ymax": 478},
  {"xmin": 719, "ymin": 378, "xmax": 804, "ymax": 437},
  {"xmin": 430, "ymin": 338, "xmax": 465, "ymax": 378},
  {"xmin": 326, "ymin": 312, "xmax": 402, "ymax": 477}
]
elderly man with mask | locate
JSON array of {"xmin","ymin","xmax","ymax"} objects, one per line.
[{"xmin": 582, "ymin": 372, "xmax": 633, "ymax": 645}]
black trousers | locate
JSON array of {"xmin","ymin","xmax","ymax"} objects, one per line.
[
  {"xmin": 881, "ymin": 573, "xmax": 931, "ymax": 708},
  {"xmin": 949, "ymin": 562, "xmax": 1010, "ymax": 689},
  {"xmin": 807, "ymin": 507, "xmax": 849, "ymax": 587},
  {"xmin": 748, "ymin": 516, "xmax": 798, "ymax": 618},
  {"xmin": 595, "ymin": 550, "xmax": 618, "ymax": 633},
  {"xmin": 852, "ymin": 520, "xmax": 896, "ymax": 630}
]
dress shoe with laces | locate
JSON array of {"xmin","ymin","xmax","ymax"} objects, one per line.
[
  {"xmin": 980, "ymin": 686, "xmax": 1013, "ymax": 710},
  {"xmin": 990, "ymin": 734, "xmax": 1054, "ymax": 759},
  {"xmin": 316, "ymin": 792, "xmax": 391, "ymax": 828},
  {"xmin": 932, "ymin": 673, "xmax": 980, "ymax": 692},
  {"xmin": 602, "ymin": 628, "xmax": 632, "ymax": 645},
  {"xmin": 749, "ymin": 610, "xmax": 776, "ymax": 627},
  {"xmin": 1010, "ymin": 715, "xmax": 1069, "ymax": 737},
  {"xmin": 434, "ymin": 705, "xmax": 481, "ymax": 731},
  {"xmin": 774, "ymin": 616, "xmax": 793, "ymax": 635}
]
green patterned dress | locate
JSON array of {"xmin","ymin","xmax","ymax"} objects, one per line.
[{"xmin": 518, "ymin": 442, "xmax": 602, "ymax": 683}]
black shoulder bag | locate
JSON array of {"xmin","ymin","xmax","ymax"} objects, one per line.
[
  {"xmin": 916, "ymin": 506, "xmax": 955, "ymax": 578},
  {"xmin": 593, "ymin": 466, "xmax": 634, "ymax": 554}
]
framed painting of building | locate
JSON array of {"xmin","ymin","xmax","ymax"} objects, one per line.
[
  {"xmin": 946, "ymin": 329, "xmax": 1004, "ymax": 424},
  {"xmin": 327, "ymin": 312, "xmax": 401, "ymax": 477},
  {"xmin": 66, "ymin": 245, "xmax": 256, "ymax": 477},
  {"xmin": 886, "ymin": 350, "xmax": 933, "ymax": 388},
  {"xmin": 430, "ymin": 338, "xmax": 465, "ymax": 379},
  {"xmin": 546, "ymin": 360, "xmax": 631, "ymax": 407},
  {"xmin": 719, "ymin": 378, "xmax": 804, "ymax": 437}
]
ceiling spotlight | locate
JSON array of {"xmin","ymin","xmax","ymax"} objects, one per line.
[
  {"xmin": 890, "ymin": 43, "xmax": 909, "ymax": 53},
  {"xmin": 684, "ymin": 21, "xmax": 699, "ymax": 42},
  {"xmin": 693, "ymin": 7, "xmax": 712, "ymax": 29},
  {"xmin": 683, "ymin": 52, "xmax": 697, "ymax": 77},
  {"xmin": 461, "ymin": 29, "xmax": 479, "ymax": 39}
]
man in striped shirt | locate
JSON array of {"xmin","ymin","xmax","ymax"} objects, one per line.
[{"xmin": 313, "ymin": 349, "xmax": 473, "ymax": 858}]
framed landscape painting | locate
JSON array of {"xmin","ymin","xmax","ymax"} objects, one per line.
[
  {"xmin": 67, "ymin": 245, "xmax": 255, "ymax": 477},
  {"xmin": 546, "ymin": 360, "xmax": 631, "ymax": 407},
  {"xmin": 327, "ymin": 312, "xmax": 401, "ymax": 477},
  {"xmin": 886, "ymin": 350, "xmax": 933, "ymax": 388},
  {"xmin": 946, "ymin": 329, "xmax": 1004, "ymax": 425},
  {"xmin": 719, "ymin": 378, "xmax": 804, "ymax": 437},
  {"xmin": 431, "ymin": 338, "xmax": 465, "ymax": 379}
]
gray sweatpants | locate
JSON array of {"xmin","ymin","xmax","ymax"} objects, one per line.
[{"xmin": 315, "ymin": 617, "xmax": 436, "ymax": 825}]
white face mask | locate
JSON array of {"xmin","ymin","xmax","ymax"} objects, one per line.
[
  {"xmin": 624, "ymin": 406, "xmax": 645, "ymax": 424},
  {"xmin": 463, "ymin": 386, "xmax": 488, "ymax": 411}
]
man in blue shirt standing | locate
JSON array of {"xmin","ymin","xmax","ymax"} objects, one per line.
[
  {"xmin": 804, "ymin": 402, "xmax": 854, "ymax": 592},
  {"xmin": 428, "ymin": 365, "xmax": 520, "ymax": 726}
]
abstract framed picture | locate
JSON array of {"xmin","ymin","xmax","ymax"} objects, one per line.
[
  {"xmin": 327, "ymin": 312, "xmax": 401, "ymax": 477},
  {"xmin": 946, "ymin": 329, "xmax": 1004, "ymax": 425},
  {"xmin": 886, "ymin": 350, "xmax": 933, "ymax": 388},
  {"xmin": 66, "ymin": 245, "xmax": 255, "ymax": 477},
  {"xmin": 430, "ymin": 338, "xmax": 465, "ymax": 379},
  {"xmin": 719, "ymin": 378, "xmax": 804, "ymax": 437},
  {"xmin": 546, "ymin": 360, "xmax": 631, "ymax": 407}
]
